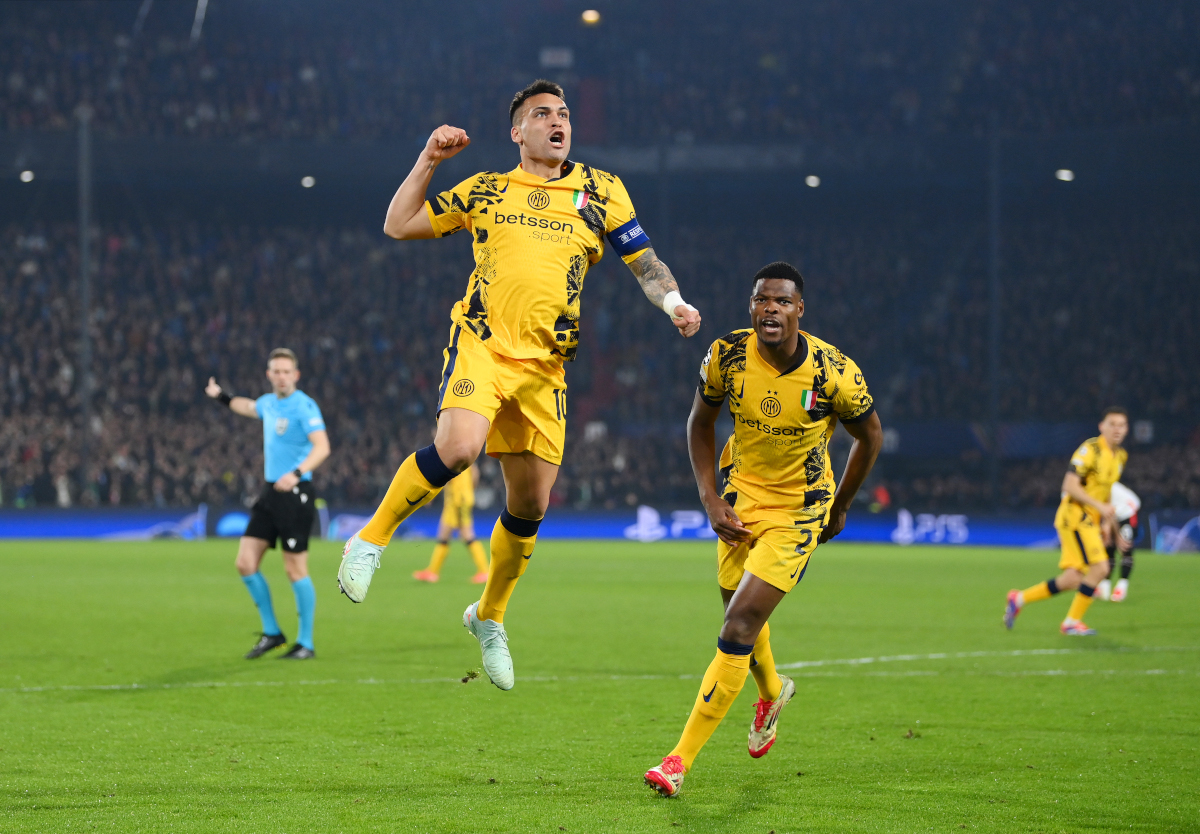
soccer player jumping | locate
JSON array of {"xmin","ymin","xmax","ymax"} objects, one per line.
[
  {"xmin": 645, "ymin": 263, "xmax": 882, "ymax": 797},
  {"xmin": 337, "ymin": 80, "xmax": 702, "ymax": 690}
]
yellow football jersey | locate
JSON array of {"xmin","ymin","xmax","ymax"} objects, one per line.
[
  {"xmin": 699, "ymin": 329, "xmax": 874, "ymax": 520},
  {"xmin": 444, "ymin": 465, "xmax": 475, "ymax": 508},
  {"xmin": 1054, "ymin": 436, "xmax": 1126, "ymax": 529},
  {"xmin": 425, "ymin": 161, "xmax": 649, "ymax": 362}
]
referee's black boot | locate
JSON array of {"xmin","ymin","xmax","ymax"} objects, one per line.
[
  {"xmin": 245, "ymin": 632, "xmax": 288, "ymax": 659},
  {"xmin": 280, "ymin": 644, "xmax": 315, "ymax": 660}
]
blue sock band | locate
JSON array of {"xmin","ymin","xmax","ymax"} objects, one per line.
[
  {"xmin": 242, "ymin": 573, "xmax": 280, "ymax": 636},
  {"xmin": 717, "ymin": 637, "xmax": 755, "ymax": 656},
  {"xmin": 291, "ymin": 576, "xmax": 316, "ymax": 649},
  {"xmin": 1046, "ymin": 578, "xmax": 1060, "ymax": 595},
  {"xmin": 1079, "ymin": 583, "xmax": 1096, "ymax": 598},
  {"xmin": 414, "ymin": 444, "xmax": 456, "ymax": 488},
  {"xmin": 500, "ymin": 508, "xmax": 542, "ymax": 538}
]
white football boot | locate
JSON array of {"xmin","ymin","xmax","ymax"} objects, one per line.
[
  {"xmin": 337, "ymin": 535, "xmax": 383, "ymax": 603},
  {"xmin": 463, "ymin": 601, "xmax": 514, "ymax": 690},
  {"xmin": 748, "ymin": 674, "xmax": 797, "ymax": 758},
  {"xmin": 1096, "ymin": 579, "xmax": 1112, "ymax": 601},
  {"xmin": 644, "ymin": 755, "xmax": 685, "ymax": 797},
  {"xmin": 1111, "ymin": 578, "xmax": 1129, "ymax": 602}
]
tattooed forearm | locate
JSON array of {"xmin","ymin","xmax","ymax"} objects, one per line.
[{"xmin": 629, "ymin": 248, "xmax": 679, "ymax": 307}]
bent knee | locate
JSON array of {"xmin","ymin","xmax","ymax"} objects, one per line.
[{"xmin": 434, "ymin": 441, "xmax": 483, "ymax": 473}]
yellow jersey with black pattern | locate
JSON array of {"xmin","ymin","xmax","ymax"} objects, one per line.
[
  {"xmin": 424, "ymin": 161, "xmax": 649, "ymax": 362},
  {"xmin": 698, "ymin": 329, "xmax": 874, "ymax": 521},
  {"xmin": 1054, "ymin": 436, "xmax": 1126, "ymax": 529}
]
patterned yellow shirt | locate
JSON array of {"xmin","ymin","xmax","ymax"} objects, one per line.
[
  {"xmin": 425, "ymin": 161, "xmax": 649, "ymax": 362},
  {"xmin": 1054, "ymin": 436, "xmax": 1126, "ymax": 529},
  {"xmin": 699, "ymin": 329, "xmax": 874, "ymax": 520}
]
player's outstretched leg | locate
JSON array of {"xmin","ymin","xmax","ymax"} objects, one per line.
[
  {"xmin": 338, "ymin": 445, "xmax": 456, "ymax": 602},
  {"xmin": 414, "ymin": 540, "xmax": 449, "ymax": 583},
  {"xmin": 1004, "ymin": 578, "xmax": 1062, "ymax": 629},
  {"xmin": 645, "ymin": 639, "xmax": 753, "ymax": 796}
]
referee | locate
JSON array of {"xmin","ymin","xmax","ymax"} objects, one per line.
[{"xmin": 206, "ymin": 348, "xmax": 330, "ymax": 660}]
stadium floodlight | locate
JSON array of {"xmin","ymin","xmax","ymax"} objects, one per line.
[
  {"xmin": 805, "ymin": 175, "xmax": 820, "ymax": 188},
  {"xmin": 301, "ymin": 176, "xmax": 316, "ymax": 188},
  {"xmin": 1055, "ymin": 169, "xmax": 1075, "ymax": 181},
  {"xmin": 582, "ymin": 9, "xmax": 601, "ymax": 25},
  {"xmin": 19, "ymin": 170, "xmax": 34, "ymax": 182}
]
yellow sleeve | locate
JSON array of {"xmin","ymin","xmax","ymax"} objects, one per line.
[
  {"xmin": 831, "ymin": 353, "xmax": 875, "ymax": 424},
  {"xmin": 697, "ymin": 340, "xmax": 727, "ymax": 406},
  {"xmin": 424, "ymin": 175, "xmax": 477, "ymax": 238},
  {"xmin": 1069, "ymin": 442, "xmax": 1097, "ymax": 478},
  {"xmin": 603, "ymin": 175, "xmax": 651, "ymax": 264}
]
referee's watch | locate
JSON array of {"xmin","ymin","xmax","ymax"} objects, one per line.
[{"xmin": 292, "ymin": 468, "xmax": 304, "ymax": 480}]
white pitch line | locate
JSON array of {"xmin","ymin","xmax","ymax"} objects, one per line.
[{"xmin": 3, "ymin": 646, "xmax": 1196, "ymax": 695}]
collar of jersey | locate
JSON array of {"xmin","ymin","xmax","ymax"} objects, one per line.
[
  {"xmin": 512, "ymin": 160, "xmax": 576, "ymax": 184},
  {"xmin": 749, "ymin": 330, "xmax": 810, "ymax": 377}
]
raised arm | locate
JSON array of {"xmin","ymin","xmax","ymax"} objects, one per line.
[
  {"xmin": 628, "ymin": 248, "xmax": 702, "ymax": 337},
  {"xmin": 383, "ymin": 125, "xmax": 471, "ymax": 240},
  {"xmin": 820, "ymin": 411, "xmax": 883, "ymax": 543},
  {"xmin": 205, "ymin": 377, "xmax": 258, "ymax": 419},
  {"xmin": 687, "ymin": 390, "xmax": 750, "ymax": 543}
]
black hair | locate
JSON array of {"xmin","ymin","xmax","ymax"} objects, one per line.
[
  {"xmin": 510, "ymin": 79, "xmax": 566, "ymax": 125},
  {"xmin": 752, "ymin": 261, "xmax": 804, "ymax": 297},
  {"xmin": 1101, "ymin": 406, "xmax": 1128, "ymax": 420}
]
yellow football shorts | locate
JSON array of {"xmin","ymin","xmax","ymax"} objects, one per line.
[
  {"xmin": 1057, "ymin": 523, "xmax": 1106, "ymax": 571},
  {"xmin": 437, "ymin": 323, "xmax": 567, "ymax": 466},
  {"xmin": 717, "ymin": 508, "xmax": 829, "ymax": 593},
  {"xmin": 440, "ymin": 500, "xmax": 474, "ymax": 529}
]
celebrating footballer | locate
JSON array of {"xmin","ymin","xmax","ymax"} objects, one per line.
[
  {"xmin": 644, "ymin": 262, "xmax": 883, "ymax": 797},
  {"xmin": 337, "ymin": 80, "xmax": 702, "ymax": 690}
]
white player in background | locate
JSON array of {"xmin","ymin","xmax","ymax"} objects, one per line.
[{"xmin": 1097, "ymin": 481, "xmax": 1140, "ymax": 602}]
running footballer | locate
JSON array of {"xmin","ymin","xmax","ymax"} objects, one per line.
[
  {"xmin": 644, "ymin": 262, "xmax": 882, "ymax": 797},
  {"xmin": 337, "ymin": 80, "xmax": 702, "ymax": 690}
]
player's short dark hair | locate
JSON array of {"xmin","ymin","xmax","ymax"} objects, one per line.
[
  {"xmin": 1101, "ymin": 406, "xmax": 1128, "ymax": 421},
  {"xmin": 510, "ymin": 79, "xmax": 566, "ymax": 125},
  {"xmin": 268, "ymin": 348, "xmax": 298, "ymax": 369},
  {"xmin": 752, "ymin": 261, "xmax": 804, "ymax": 297}
]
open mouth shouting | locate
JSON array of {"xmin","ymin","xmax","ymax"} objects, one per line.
[
  {"xmin": 758, "ymin": 316, "xmax": 784, "ymax": 339},
  {"xmin": 548, "ymin": 129, "xmax": 566, "ymax": 149}
]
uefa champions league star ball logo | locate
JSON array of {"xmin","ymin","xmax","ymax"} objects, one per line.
[
  {"xmin": 275, "ymin": 417, "xmax": 289, "ymax": 436},
  {"xmin": 760, "ymin": 393, "xmax": 782, "ymax": 418},
  {"xmin": 527, "ymin": 189, "xmax": 550, "ymax": 210}
]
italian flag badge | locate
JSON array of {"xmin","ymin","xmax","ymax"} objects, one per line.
[
  {"xmin": 572, "ymin": 190, "xmax": 590, "ymax": 209},
  {"xmin": 800, "ymin": 390, "xmax": 817, "ymax": 410}
]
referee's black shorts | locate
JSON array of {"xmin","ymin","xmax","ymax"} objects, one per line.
[{"xmin": 245, "ymin": 481, "xmax": 317, "ymax": 553}]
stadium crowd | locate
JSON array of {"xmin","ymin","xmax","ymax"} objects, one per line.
[
  {"xmin": 1, "ymin": 0, "xmax": 1197, "ymax": 144},
  {"xmin": 2, "ymin": 207, "xmax": 1197, "ymax": 512}
]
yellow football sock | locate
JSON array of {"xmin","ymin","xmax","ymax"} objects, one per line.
[
  {"xmin": 1066, "ymin": 586, "xmax": 1096, "ymax": 621},
  {"xmin": 1021, "ymin": 581, "xmax": 1054, "ymax": 604},
  {"xmin": 467, "ymin": 539, "xmax": 489, "ymax": 573},
  {"xmin": 426, "ymin": 542, "xmax": 449, "ymax": 574},
  {"xmin": 669, "ymin": 644, "xmax": 752, "ymax": 771},
  {"xmin": 749, "ymin": 623, "xmax": 782, "ymax": 702},
  {"xmin": 358, "ymin": 449, "xmax": 447, "ymax": 546},
  {"xmin": 476, "ymin": 510, "xmax": 540, "ymax": 623}
]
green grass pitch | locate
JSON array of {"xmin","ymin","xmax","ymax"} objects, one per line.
[{"xmin": 2, "ymin": 538, "xmax": 1198, "ymax": 833}]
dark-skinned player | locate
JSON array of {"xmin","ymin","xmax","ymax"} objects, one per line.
[{"xmin": 645, "ymin": 261, "xmax": 883, "ymax": 797}]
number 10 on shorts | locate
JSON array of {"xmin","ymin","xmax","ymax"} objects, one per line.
[{"xmin": 553, "ymin": 389, "xmax": 567, "ymax": 420}]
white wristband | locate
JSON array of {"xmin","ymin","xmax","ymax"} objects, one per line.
[{"xmin": 661, "ymin": 290, "xmax": 692, "ymax": 319}]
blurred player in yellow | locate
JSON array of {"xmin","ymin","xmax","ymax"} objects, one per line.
[
  {"xmin": 412, "ymin": 464, "xmax": 489, "ymax": 584},
  {"xmin": 336, "ymin": 79, "xmax": 702, "ymax": 690},
  {"xmin": 1004, "ymin": 408, "xmax": 1129, "ymax": 636},
  {"xmin": 644, "ymin": 263, "xmax": 883, "ymax": 797}
]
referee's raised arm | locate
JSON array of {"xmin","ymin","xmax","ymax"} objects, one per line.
[{"xmin": 205, "ymin": 377, "xmax": 259, "ymax": 418}]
